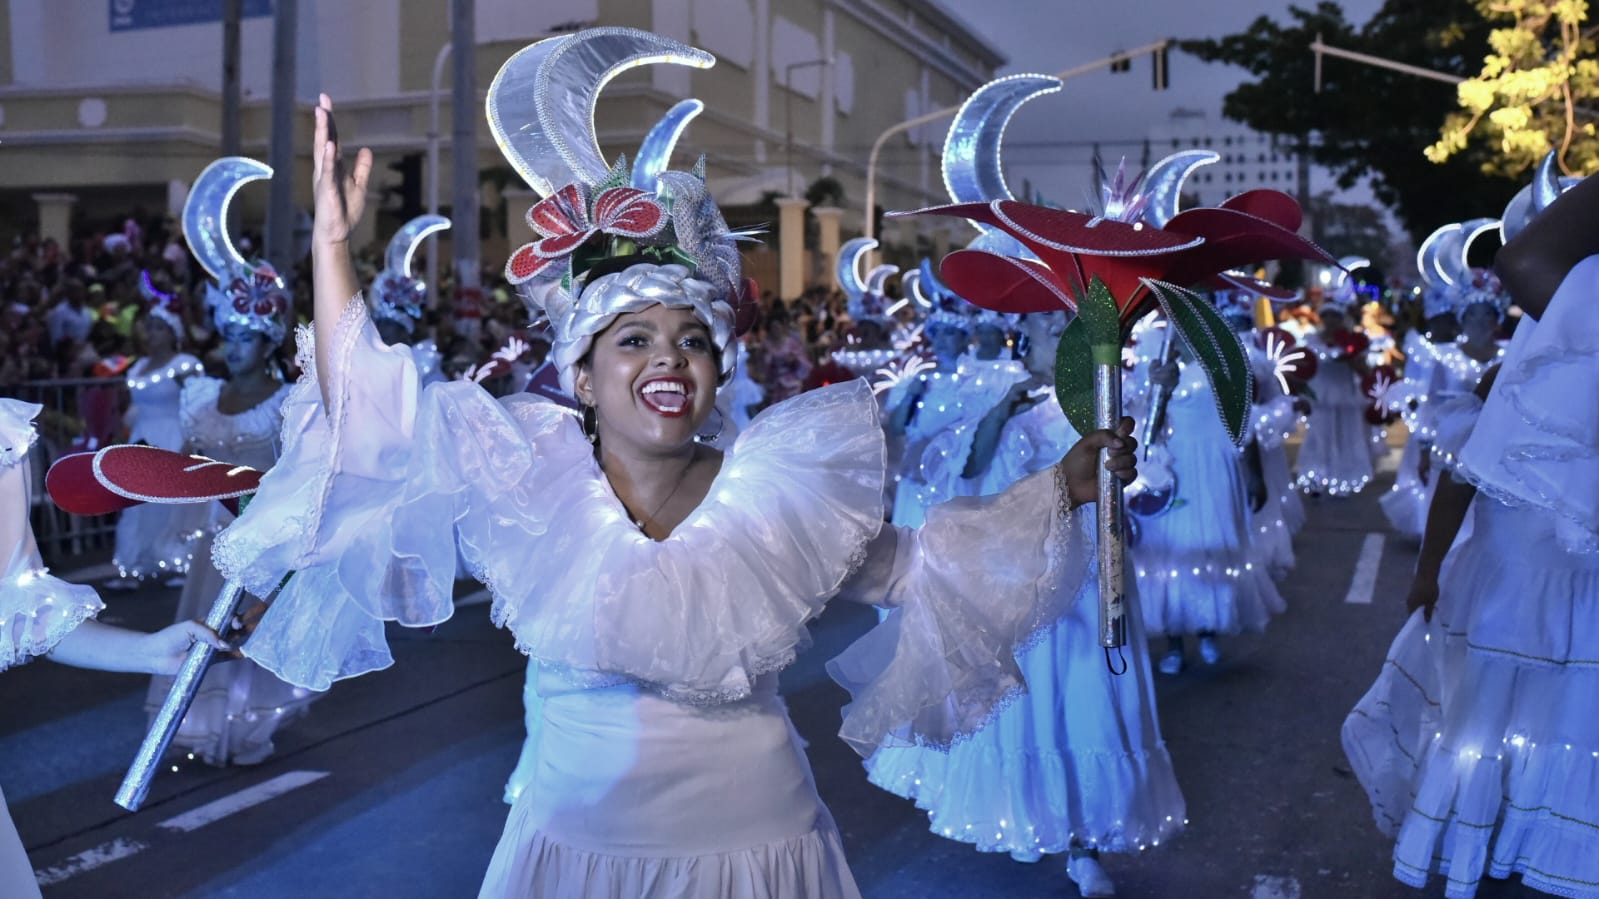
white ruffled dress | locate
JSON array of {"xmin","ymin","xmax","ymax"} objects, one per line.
[
  {"xmin": 885, "ymin": 358, "xmax": 1029, "ymax": 529},
  {"xmin": 0, "ymin": 399, "xmax": 106, "ymax": 899},
  {"xmin": 145, "ymin": 376, "xmax": 315, "ymax": 766},
  {"xmin": 214, "ymin": 299, "xmax": 1094, "ymax": 899},
  {"xmin": 866, "ymin": 396, "xmax": 1186, "ymax": 859},
  {"xmin": 1295, "ymin": 332, "xmax": 1376, "ymax": 496},
  {"xmin": 1379, "ymin": 343, "xmax": 1502, "ymax": 540},
  {"xmin": 1343, "ymin": 256, "xmax": 1599, "ymax": 899},
  {"xmin": 113, "ymin": 354, "xmax": 209, "ymax": 580},
  {"xmin": 1130, "ymin": 361, "xmax": 1285, "ymax": 637}
]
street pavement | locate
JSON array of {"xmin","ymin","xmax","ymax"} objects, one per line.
[{"xmin": 8, "ymin": 455, "xmax": 1550, "ymax": 898}]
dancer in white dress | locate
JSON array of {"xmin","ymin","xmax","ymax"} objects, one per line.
[
  {"xmin": 1131, "ymin": 338, "xmax": 1285, "ymax": 673},
  {"xmin": 215, "ymin": 41, "xmax": 1140, "ymax": 895},
  {"xmin": 1342, "ymin": 163, "xmax": 1599, "ymax": 899},
  {"xmin": 107, "ymin": 281, "xmax": 207, "ymax": 587},
  {"xmin": 1294, "ymin": 296, "xmax": 1375, "ymax": 496},
  {"xmin": 0, "ymin": 398, "xmax": 223, "ymax": 899},
  {"xmin": 867, "ymin": 311, "xmax": 1185, "ymax": 898},
  {"xmin": 145, "ymin": 158, "xmax": 315, "ymax": 766},
  {"xmin": 1380, "ymin": 269, "xmax": 1505, "ymax": 540}
]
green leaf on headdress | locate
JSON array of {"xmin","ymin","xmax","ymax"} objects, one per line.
[
  {"xmin": 1055, "ymin": 316, "xmax": 1097, "ymax": 437},
  {"xmin": 1144, "ymin": 279, "xmax": 1254, "ymax": 445},
  {"xmin": 597, "ymin": 155, "xmax": 631, "ymax": 194}
]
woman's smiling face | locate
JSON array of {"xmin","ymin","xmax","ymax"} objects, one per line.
[{"xmin": 575, "ymin": 304, "xmax": 721, "ymax": 455}]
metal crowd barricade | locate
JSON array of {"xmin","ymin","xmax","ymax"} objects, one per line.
[{"xmin": 2, "ymin": 376, "xmax": 129, "ymax": 567}]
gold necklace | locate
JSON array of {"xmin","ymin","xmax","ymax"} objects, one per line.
[{"xmin": 606, "ymin": 448, "xmax": 698, "ymax": 534}]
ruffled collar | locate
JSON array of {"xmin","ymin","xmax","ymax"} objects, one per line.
[{"xmin": 475, "ymin": 378, "xmax": 889, "ymax": 703}]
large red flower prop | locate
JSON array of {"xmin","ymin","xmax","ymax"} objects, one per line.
[
  {"xmin": 893, "ymin": 190, "xmax": 1332, "ymax": 328},
  {"xmin": 505, "ymin": 184, "xmax": 668, "ymax": 285}
]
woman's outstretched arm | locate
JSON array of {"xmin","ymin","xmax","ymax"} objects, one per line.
[{"xmin": 310, "ymin": 93, "xmax": 373, "ymax": 403}]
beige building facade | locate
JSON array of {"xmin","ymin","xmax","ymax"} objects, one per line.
[{"xmin": 0, "ymin": 0, "xmax": 1000, "ymax": 292}]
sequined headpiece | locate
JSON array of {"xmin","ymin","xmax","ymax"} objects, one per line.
[
  {"xmin": 137, "ymin": 270, "xmax": 183, "ymax": 337},
  {"xmin": 182, "ymin": 157, "xmax": 288, "ymax": 344},
  {"xmin": 491, "ymin": 28, "xmax": 753, "ymax": 395},
  {"xmin": 371, "ymin": 214, "xmax": 450, "ymax": 334}
]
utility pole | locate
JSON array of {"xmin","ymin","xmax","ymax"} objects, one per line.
[
  {"xmin": 264, "ymin": 0, "xmax": 297, "ymax": 276},
  {"xmin": 450, "ymin": 0, "xmax": 480, "ymax": 323},
  {"xmin": 221, "ymin": 0, "xmax": 241, "ymax": 157}
]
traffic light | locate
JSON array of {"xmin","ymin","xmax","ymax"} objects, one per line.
[
  {"xmin": 1152, "ymin": 44, "xmax": 1170, "ymax": 91},
  {"xmin": 384, "ymin": 153, "xmax": 423, "ymax": 219},
  {"xmin": 1110, "ymin": 52, "xmax": 1131, "ymax": 74}
]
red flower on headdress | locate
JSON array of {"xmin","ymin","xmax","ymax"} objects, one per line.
[
  {"xmin": 227, "ymin": 264, "xmax": 290, "ymax": 317},
  {"xmin": 896, "ymin": 190, "xmax": 1332, "ymax": 327},
  {"xmin": 505, "ymin": 184, "xmax": 668, "ymax": 285}
]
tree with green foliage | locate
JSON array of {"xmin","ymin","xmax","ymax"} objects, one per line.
[
  {"xmin": 1182, "ymin": 0, "xmax": 1521, "ymax": 236},
  {"xmin": 1426, "ymin": 0, "xmax": 1599, "ymax": 176}
]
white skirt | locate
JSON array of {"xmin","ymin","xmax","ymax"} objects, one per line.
[
  {"xmin": 1342, "ymin": 500, "xmax": 1599, "ymax": 899},
  {"xmin": 864, "ymin": 571, "xmax": 1186, "ymax": 858}
]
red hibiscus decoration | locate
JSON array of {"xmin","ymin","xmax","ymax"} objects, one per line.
[
  {"xmin": 894, "ymin": 190, "xmax": 1333, "ymax": 332},
  {"xmin": 1330, "ymin": 328, "xmax": 1371, "ymax": 360},
  {"xmin": 1257, "ymin": 326, "xmax": 1318, "ymax": 392},
  {"xmin": 505, "ymin": 184, "xmax": 668, "ymax": 285}
]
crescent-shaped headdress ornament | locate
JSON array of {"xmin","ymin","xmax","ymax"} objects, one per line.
[
  {"xmin": 1141, "ymin": 150, "xmax": 1221, "ymax": 229},
  {"xmin": 488, "ymin": 28, "xmax": 715, "ymax": 198},
  {"xmin": 183, "ymin": 156, "xmax": 272, "ymax": 283},
  {"xmin": 182, "ymin": 156, "xmax": 289, "ymax": 344},
  {"xmin": 1500, "ymin": 151, "xmax": 1583, "ymax": 242},
  {"xmin": 632, "ymin": 99, "xmax": 704, "ymax": 191},
  {"xmin": 942, "ymin": 74, "xmax": 1061, "ymax": 254},
  {"xmin": 835, "ymin": 237, "xmax": 875, "ymax": 305},
  {"xmin": 372, "ymin": 214, "xmax": 451, "ymax": 332}
]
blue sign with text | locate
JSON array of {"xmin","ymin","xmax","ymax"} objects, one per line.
[{"xmin": 110, "ymin": 0, "xmax": 273, "ymax": 32}]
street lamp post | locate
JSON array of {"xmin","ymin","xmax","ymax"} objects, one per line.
[
  {"xmin": 784, "ymin": 58, "xmax": 832, "ymax": 198},
  {"xmin": 426, "ymin": 41, "xmax": 451, "ymax": 311}
]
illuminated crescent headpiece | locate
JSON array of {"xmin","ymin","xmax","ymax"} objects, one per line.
[
  {"xmin": 183, "ymin": 157, "xmax": 289, "ymax": 344},
  {"xmin": 491, "ymin": 27, "xmax": 753, "ymax": 395},
  {"xmin": 370, "ymin": 214, "xmax": 451, "ymax": 334}
]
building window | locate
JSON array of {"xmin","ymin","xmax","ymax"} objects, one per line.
[
  {"xmin": 1224, "ymin": 136, "xmax": 1233, "ymax": 146},
  {"xmin": 1171, "ymin": 138, "xmax": 1179, "ymax": 149}
]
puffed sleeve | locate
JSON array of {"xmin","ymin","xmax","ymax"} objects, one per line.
[
  {"xmin": 0, "ymin": 400, "xmax": 104, "ymax": 672},
  {"xmin": 826, "ymin": 464, "xmax": 1091, "ymax": 756},
  {"xmin": 215, "ymin": 297, "xmax": 531, "ymax": 691}
]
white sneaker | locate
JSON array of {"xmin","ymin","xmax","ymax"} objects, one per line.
[
  {"xmin": 1198, "ymin": 636, "xmax": 1221, "ymax": 666},
  {"xmin": 102, "ymin": 577, "xmax": 137, "ymax": 592},
  {"xmin": 1157, "ymin": 649, "xmax": 1184, "ymax": 675},
  {"xmin": 1067, "ymin": 854, "xmax": 1116, "ymax": 898}
]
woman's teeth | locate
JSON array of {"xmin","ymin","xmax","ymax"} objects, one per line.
[{"xmin": 641, "ymin": 381, "xmax": 690, "ymax": 415}]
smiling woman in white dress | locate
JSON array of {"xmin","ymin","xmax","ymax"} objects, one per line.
[{"xmin": 212, "ymin": 30, "xmax": 1140, "ymax": 899}]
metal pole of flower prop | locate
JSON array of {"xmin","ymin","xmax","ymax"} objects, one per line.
[
  {"xmin": 894, "ymin": 179, "xmax": 1334, "ymax": 658},
  {"xmin": 46, "ymin": 446, "xmax": 266, "ymax": 810}
]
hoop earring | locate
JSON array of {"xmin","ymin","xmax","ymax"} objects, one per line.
[
  {"xmin": 696, "ymin": 407, "xmax": 726, "ymax": 444},
  {"xmin": 581, "ymin": 405, "xmax": 599, "ymax": 445}
]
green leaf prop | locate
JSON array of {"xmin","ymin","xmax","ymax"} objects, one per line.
[
  {"xmin": 1055, "ymin": 317, "xmax": 1096, "ymax": 437},
  {"xmin": 1054, "ymin": 277, "xmax": 1122, "ymax": 436},
  {"xmin": 1142, "ymin": 278, "xmax": 1254, "ymax": 445}
]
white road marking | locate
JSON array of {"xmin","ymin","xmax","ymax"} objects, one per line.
[
  {"xmin": 35, "ymin": 771, "xmax": 331, "ymax": 884},
  {"xmin": 1343, "ymin": 533, "xmax": 1386, "ymax": 605},
  {"xmin": 1251, "ymin": 874, "xmax": 1303, "ymax": 899},
  {"xmin": 34, "ymin": 838, "xmax": 148, "ymax": 885},
  {"xmin": 158, "ymin": 770, "xmax": 329, "ymax": 833},
  {"xmin": 456, "ymin": 588, "xmax": 491, "ymax": 607}
]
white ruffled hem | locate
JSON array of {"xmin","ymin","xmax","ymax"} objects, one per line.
[{"xmin": 478, "ymin": 823, "xmax": 862, "ymax": 899}]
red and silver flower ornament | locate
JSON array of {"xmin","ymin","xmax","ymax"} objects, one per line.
[
  {"xmin": 505, "ymin": 184, "xmax": 668, "ymax": 286},
  {"xmin": 211, "ymin": 263, "xmax": 290, "ymax": 344}
]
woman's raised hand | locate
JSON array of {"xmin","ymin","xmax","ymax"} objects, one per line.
[
  {"xmin": 312, "ymin": 94, "xmax": 372, "ymax": 248},
  {"xmin": 310, "ymin": 93, "xmax": 374, "ymax": 398}
]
